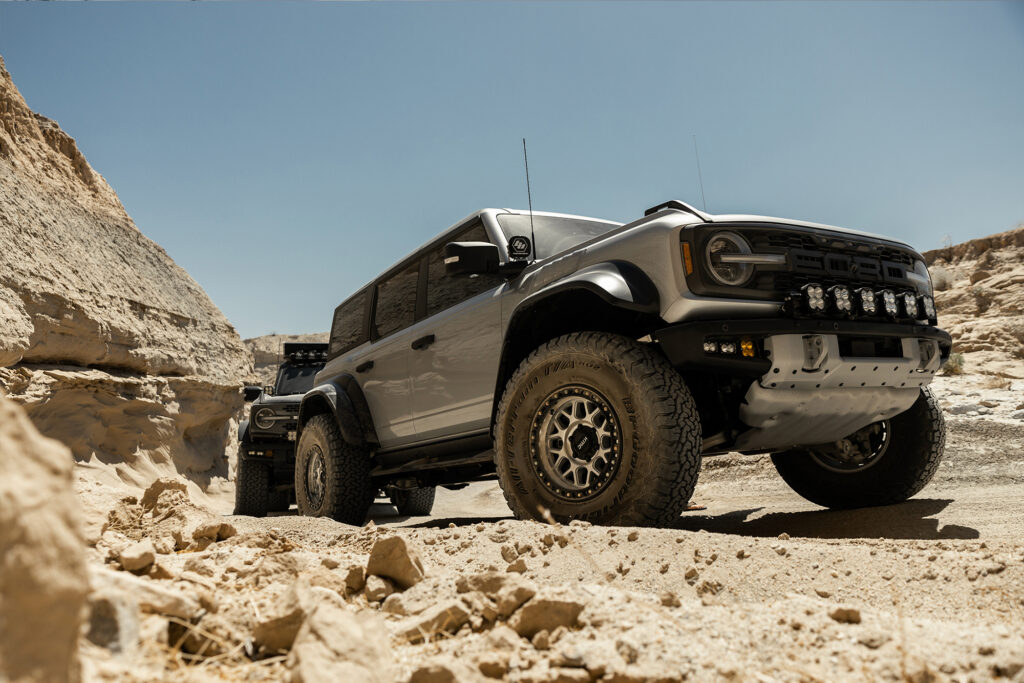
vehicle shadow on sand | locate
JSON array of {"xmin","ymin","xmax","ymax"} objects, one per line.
[{"xmin": 672, "ymin": 498, "xmax": 979, "ymax": 540}]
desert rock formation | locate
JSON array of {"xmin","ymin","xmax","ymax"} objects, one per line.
[
  {"xmin": 0, "ymin": 56, "xmax": 250, "ymax": 491},
  {"xmin": 925, "ymin": 226, "xmax": 1024, "ymax": 378}
]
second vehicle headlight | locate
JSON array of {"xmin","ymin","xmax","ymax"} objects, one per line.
[
  {"xmin": 704, "ymin": 231, "xmax": 754, "ymax": 286},
  {"xmin": 253, "ymin": 408, "xmax": 276, "ymax": 430}
]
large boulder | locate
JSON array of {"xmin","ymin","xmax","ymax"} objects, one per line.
[{"xmin": 0, "ymin": 396, "xmax": 87, "ymax": 682}]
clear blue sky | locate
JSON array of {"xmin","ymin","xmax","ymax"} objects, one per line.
[{"xmin": 2, "ymin": 2, "xmax": 1022, "ymax": 338}]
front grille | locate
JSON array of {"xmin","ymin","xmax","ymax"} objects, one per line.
[{"xmin": 739, "ymin": 227, "xmax": 918, "ymax": 296}]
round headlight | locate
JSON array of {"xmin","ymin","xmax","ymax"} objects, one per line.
[
  {"xmin": 253, "ymin": 408, "xmax": 276, "ymax": 430},
  {"xmin": 704, "ymin": 232, "xmax": 753, "ymax": 286}
]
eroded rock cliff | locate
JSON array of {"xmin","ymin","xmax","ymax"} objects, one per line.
[
  {"xmin": 0, "ymin": 55, "xmax": 251, "ymax": 490},
  {"xmin": 925, "ymin": 225, "xmax": 1024, "ymax": 378}
]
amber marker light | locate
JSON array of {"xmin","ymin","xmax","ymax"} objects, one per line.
[
  {"xmin": 740, "ymin": 338, "xmax": 755, "ymax": 358},
  {"xmin": 682, "ymin": 242, "xmax": 694, "ymax": 275}
]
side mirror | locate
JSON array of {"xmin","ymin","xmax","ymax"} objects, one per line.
[
  {"xmin": 243, "ymin": 386, "xmax": 263, "ymax": 402},
  {"xmin": 444, "ymin": 242, "xmax": 499, "ymax": 276}
]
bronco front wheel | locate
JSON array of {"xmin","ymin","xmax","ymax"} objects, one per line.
[
  {"xmin": 494, "ymin": 332, "xmax": 702, "ymax": 527},
  {"xmin": 771, "ymin": 386, "xmax": 945, "ymax": 509}
]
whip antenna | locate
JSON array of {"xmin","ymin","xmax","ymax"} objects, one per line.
[
  {"xmin": 522, "ymin": 138, "xmax": 536, "ymax": 259},
  {"xmin": 693, "ymin": 134, "xmax": 707, "ymax": 212}
]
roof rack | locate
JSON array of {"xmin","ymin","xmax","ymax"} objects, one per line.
[
  {"xmin": 644, "ymin": 200, "xmax": 710, "ymax": 221},
  {"xmin": 283, "ymin": 342, "xmax": 329, "ymax": 362}
]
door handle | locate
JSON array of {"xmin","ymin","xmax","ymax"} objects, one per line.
[
  {"xmin": 411, "ymin": 334, "xmax": 436, "ymax": 351},
  {"xmin": 355, "ymin": 360, "xmax": 374, "ymax": 373}
]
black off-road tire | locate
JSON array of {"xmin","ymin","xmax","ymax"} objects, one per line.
[
  {"xmin": 390, "ymin": 487, "xmax": 436, "ymax": 516},
  {"xmin": 771, "ymin": 387, "xmax": 945, "ymax": 509},
  {"xmin": 295, "ymin": 414, "xmax": 374, "ymax": 524},
  {"xmin": 234, "ymin": 455, "xmax": 270, "ymax": 517},
  {"xmin": 494, "ymin": 332, "xmax": 702, "ymax": 527}
]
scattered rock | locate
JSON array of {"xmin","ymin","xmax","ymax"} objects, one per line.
[
  {"xmin": 829, "ymin": 606, "xmax": 862, "ymax": 624},
  {"xmin": 660, "ymin": 591, "xmax": 682, "ymax": 607},
  {"xmin": 365, "ymin": 575, "xmax": 396, "ymax": 603},
  {"xmin": 85, "ymin": 588, "xmax": 140, "ymax": 656},
  {"xmin": 287, "ymin": 603, "xmax": 393, "ymax": 682},
  {"xmin": 507, "ymin": 558, "xmax": 528, "ymax": 574},
  {"xmin": 345, "ymin": 565, "xmax": 366, "ymax": 594},
  {"xmin": 814, "ymin": 587, "xmax": 831, "ymax": 598},
  {"xmin": 509, "ymin": 593, "xmax": 585, "ymax": 638},
  {"xmin": 477, "ymin": 652, "xmax": 510, "ymax": 678},
  {"xmin": 254, "ymin": 579, "xmax": 338, "ymax": 653},
  {"xmin": 366, "ymin": 536, "xmax": 425, "ymax": 589},
  {"xmin": 139, "ymin": 479, "xmax": 188, "ymax": 511},
  {"xmin": 119, "ymin": 539, "xmax": 156, "ymax": 572},
  {"xmin": 858, "ymin": 632, "xmax": 891, "ymax": 649},
  {"xmin": 397, "ymin": 601, "xmax": 471, "ymax": 643},
  {"xmin": 93, "ymin": 568, "xmax": 201, "ymax": 620}
]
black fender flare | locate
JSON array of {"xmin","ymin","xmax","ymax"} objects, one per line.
[
  {"xmin": 518, "ymin": 260, "xmax": 660, "ymax": 316},
  {"xmin": 491, "ymin": 261, "xmax": 662, "ymax": 428},
  {"xmin": 298, "ymin": 376, "xmax": 378, "ymax": 448}
]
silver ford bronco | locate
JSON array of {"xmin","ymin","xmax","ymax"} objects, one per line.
[{"xmin": 296, "ymin": 200, "xmax": 950, "ymax": 526}]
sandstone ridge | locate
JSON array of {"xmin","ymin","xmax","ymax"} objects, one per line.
[{"xmin": 0, "ymin": 55, "xmax": 250, "ymax": 491}]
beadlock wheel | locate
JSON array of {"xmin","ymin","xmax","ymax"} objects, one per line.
[
  {"xmin": 807, "ymin": 421, "xmax": 891, "ymax": 474},
  {"xmin": 530, "ymin": 385, "xmax": 622, "ymax": 500},
  {"xmin": 304, "ymin": 445, "xmax": 327, "ymax": 511}
]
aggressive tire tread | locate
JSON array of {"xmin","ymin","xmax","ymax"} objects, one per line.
[
  {"xmin": 233, "ymin": 454, "xmax": 270, "ymax": 517},
  {"xmin": 295, "ymin": 414, "xmax": 374, "ymax": 525},
  {"xmin": 390, "ymin": 487, "xmax": 437, "ymax": 516},
  {"xmin": 494, "ymin": 332, "xmax": 702, "ymax": 527}
]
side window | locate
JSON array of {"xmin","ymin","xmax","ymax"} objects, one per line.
[
  {"xmin": 328, "ymin": 288, "xmax": 369, "ymax": 358},
  {"xmin": 373, "ymin": 262, "xmax": 420, "ymax": 339},
  {"xmin": 425, "ymin": 222, "xmax": 505, "ymax": 318}
]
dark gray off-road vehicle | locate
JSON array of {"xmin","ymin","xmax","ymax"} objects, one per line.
[
  {"xmin": 295, "ymin": 200, "xmax": 951, "ymax": 526},
  {"xmin": 234, "ymin": 342, "xmax": 327, "ymax": 516}
]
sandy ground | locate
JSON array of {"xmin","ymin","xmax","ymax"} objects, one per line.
[{"xmin": 82, "ymin": 373, "xmax": 1024, "ymax": 682}]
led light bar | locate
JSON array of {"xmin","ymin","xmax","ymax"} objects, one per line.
[
  {"xmin": 802, "ymin": 283, "xmax": 826, "ymax": 314},
  {"xmin": 920, "ymin": 295, "xmax": 936, "ymax": 320},
  {"xmin": 720, "ymin": 341, "xmax": 737, "ymax": 355},
  {"xmin": 903, "ymin": 292, "xmax": 919, "ymax": 319},
  {"xmin": 703, "ymin": 341, "xmax": 718, "ymax": 354},
  {"xmin": 829, "ymin": 285, "xmax": 852, "ymax": 314},
  {"xmin": 881, "ymin": 290, "xmax": 898, "ymax": 317},
  {"xmin": 856, "ymin": 288, "xmax": 876, "ymax": 315}
]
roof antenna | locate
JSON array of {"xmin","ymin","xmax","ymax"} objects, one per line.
[
  {"xmin": 522, "ymin": 138, "xmax": 536, "ymax": 259},
  {"xmin": 692, "ymin": 134, "xmax": 708, "ymax": 212}
]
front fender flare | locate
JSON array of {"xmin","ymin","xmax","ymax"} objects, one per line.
[
  {"xmin": 522, "ymin": 261, "xmax": 659, "ymax": 314},
  {"xmin": 299, "ymin": 383, "xmax": 366, "ymax": 447}
]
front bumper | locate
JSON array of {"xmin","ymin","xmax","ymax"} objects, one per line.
[
  {"xmin": 657, "ymin": 318, "xmax": 952, "ymax": 452},
  {"xmin": 656, "ymin": 318, "xmax": 951, "ymax": 374}
]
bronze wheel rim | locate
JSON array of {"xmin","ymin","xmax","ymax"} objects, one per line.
[{"xmin": 529, "ymin": 385, "xmax": 622, "ymax": 501}]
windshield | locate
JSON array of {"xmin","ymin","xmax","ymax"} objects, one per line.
[
  {"xmin": 497, "ymin": 214, "xmax": 620, "ymax": 260},
  {"xmin": 274, "ymin": 364, "xmax": 323, "ymax": 396}
]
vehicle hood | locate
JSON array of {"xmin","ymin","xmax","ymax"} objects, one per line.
[
  {"xmin": 252, "ymin": 394, "xmax": 303, "ymax": 408},
  {"xmin": 704, "ymin": 213, "xmax": 916, "ymax": 250}
]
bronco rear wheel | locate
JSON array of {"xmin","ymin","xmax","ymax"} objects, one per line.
[
  {"xmin": 494, "ymin": 332, "xmax": 702, "ymax": 527},
  {"xmin": 390, "ymin": 487, "xmax": 436, "ymax": 516},
  {"xmin": 295, "ymin": 414, "xmax": 374, "ymax": 524},
  {"xmin": 771, "ymin": 386, "xmax": 945, "ymax": 509}
]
